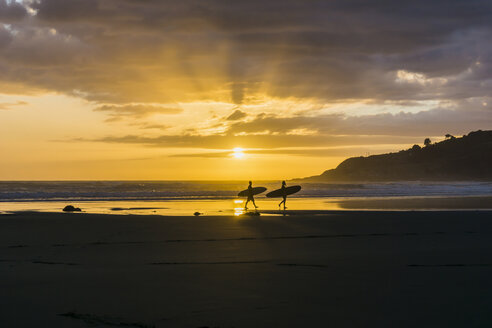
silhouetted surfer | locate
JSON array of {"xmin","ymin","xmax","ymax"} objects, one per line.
[
  {"xmin": 266, "ymin": 181, "xmax": 301, "ymax": 210},
  {"xmin": 245, "ymin": 181, "xmax": 258, "ymax": 210},
  {"xmin": 279, "ymin": 180, "xmax": 287, "ymax": 210}
]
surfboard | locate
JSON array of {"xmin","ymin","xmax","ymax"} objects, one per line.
[
  {"xmin": 237, "ymin": 187, "xmax": 267, "ymax": 197},
  {"xmin": 266, "ymin": 185, "xmax": 301, "ymax": 198}
]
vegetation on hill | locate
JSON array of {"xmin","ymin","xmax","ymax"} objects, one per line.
[{"xmin": 303, "ymin": 130, "xmax": 492, "ymax": 181}]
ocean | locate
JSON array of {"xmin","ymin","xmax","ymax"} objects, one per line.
[{"xmin": 1, "ymin": 181, "xmax": 492, "ymax": 215}]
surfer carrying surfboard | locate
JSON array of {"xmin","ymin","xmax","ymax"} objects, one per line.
[
  {"xmin": 237, "ymin": 184, "xmax": 266, "ymax": 210},
  {"xmin": 266, "ymin": 181, "xmax": 301, "ymax": 210},
  {"xmin": 245, "ymin": 181, "xmax": 258, "ymax": 210},
  {"xmin": 279, "ymin": 181, "xmax": 288, "ymax": 210}
]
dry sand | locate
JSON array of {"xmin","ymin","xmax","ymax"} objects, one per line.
[{"xmin": 1, "ymin": 210, "xmax": 492, "ymax": 327}]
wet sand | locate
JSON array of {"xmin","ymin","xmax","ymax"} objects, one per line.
[
  {"xmin": 2, "ymin": 195, "xmax": 492, "ymax": 217},
  {"xmin": 1, "ymin": 210, "xmax": 492, "ymax": 327}
]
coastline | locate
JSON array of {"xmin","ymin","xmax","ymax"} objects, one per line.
[
  {"xmin": 2, "ymin": 210, "xmax": 492, "ymax": 327},
  {"xmin": 1, "ymin": 194, "xmax": 492, "ymax": 216}
]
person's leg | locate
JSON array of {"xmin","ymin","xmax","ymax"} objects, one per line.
[
  {"xmin": 252, "ymin": 198, "xmax": 257, "ymax": 208},
  {"xmin": 283, "ymin": 196, "xmax": 287, "ymax": 210},
  {"xmin": 245, "ymin": 199, "xmax": 249, "ymax": 210}
]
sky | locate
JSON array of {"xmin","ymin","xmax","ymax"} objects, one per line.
[{"xmin": 1, "ymin": 0, "xmax": 491, "ymax": 180}]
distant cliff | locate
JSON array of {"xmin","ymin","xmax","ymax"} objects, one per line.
[{"xmin": 303, "ymin": 130, "xmax": 492, "ymax": 182}]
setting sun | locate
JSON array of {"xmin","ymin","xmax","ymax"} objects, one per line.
[{"xmin": 232, "ymin": 147, "xmax": 245, "ymax": 159}]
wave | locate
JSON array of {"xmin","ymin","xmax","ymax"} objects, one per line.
[{"xmin": 1, "ymin": 181, "xmax": 492, "ymax": 202}]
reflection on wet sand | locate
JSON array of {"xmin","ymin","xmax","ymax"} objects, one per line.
[
  {"xmin": 233, "ymin": 199, "xmax": 245, "ymax": 216},
  {"xmin": 1, "ymin": 196, "xmax": 491, "ymax": 216},
  {"xmin": 335, "ymin": 196, "xmax": 492, "ymax": 210}
]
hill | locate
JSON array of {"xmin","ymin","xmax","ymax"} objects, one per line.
[{"xmin": 302, "ymin": 130, "xmax": 492, "ymax": 182}]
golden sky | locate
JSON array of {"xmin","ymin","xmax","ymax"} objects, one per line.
[{"xmin": 1, "ymin": 0, "xmax": 491, "ymax": 180}]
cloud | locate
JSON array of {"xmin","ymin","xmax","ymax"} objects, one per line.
[
  {"xmin": 134, "ymin": 123, "xmax": 169, "ymax": 130},
  {"xmin": 226, "ymin": 109, "xmax": 247, "ymax": 121},
  {"xmin": 0, "ymin": 0, "xmax": 28, "ymax": 23},
  {"xmin": 31, "ymin": 0, "xmax": 100, "ymax": 22},
  {"xmin": 91, "ymin": 133, "xmax": 421, "ymax": 150},
  {"xmin": 94, "ymin": 104, "xmax": 182, "ymax": 120},
  {"xmin": 170, "ymin": 147, "xmax": 395, "ymax": 158},
  {"xmin": 0, "ymin": 25, "xmax": 13, "ymax": 48},
  {"xmin": 226, "ymin": 106, "xmax": 492, "ymax": 137},
  {"xmin": 170, "ymin": 151, "xmax": 233, "ymax": 158},
  {"xmin": 84, "ymin": 105, "xmax": 492, "ymax": 150},
  {"xmin": 0, "ymin": 100, "xmax": 28, "ymax": 110},
  {"xmin": 0, "ymin": 0, "xmax": 491, "ymax": 106}
]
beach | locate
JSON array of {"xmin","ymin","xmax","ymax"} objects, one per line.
[
  {"xmin": 3, "ymin": 0, "xmax": 492, "ymax": 326},
  {"xmin": 2, "ymin": 210, "xmax": 492, "ymax": 327}
]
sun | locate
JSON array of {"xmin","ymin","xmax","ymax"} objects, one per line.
[{"xmin": 232, "ymin": 147, "xmax": 245, "ymax": 159}]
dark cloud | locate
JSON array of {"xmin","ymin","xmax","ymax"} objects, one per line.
[
  {"xmin": 227, "ymin": 107, "xmax": 492, "ymax": 137},
  {"xmin": 0, "ymin": 0, "xmax": 491, "ymax": 111},
  {"xmin": 32, "ymin": 0, "xmax": 100, "ymax": 22},
  {"xmin": 0, "ymin": 0, "xmax": 27, "ymax": 22},
  {"xmin": 0, "ymin": 25, "xmax": 13, "ymax": 48},
  {"xmin": 226, "ymin": 109, "xmax": 247, "ymax": 121}
]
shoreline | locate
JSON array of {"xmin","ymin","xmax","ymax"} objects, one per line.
[{"xmin": 1, "ymin": 195, "xmax": 492, "ymax": 216}]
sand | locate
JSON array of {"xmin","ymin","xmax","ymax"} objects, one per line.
[{"xmin": 1, "ymin": 210, "xmax": 492, "ymax": 327}]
